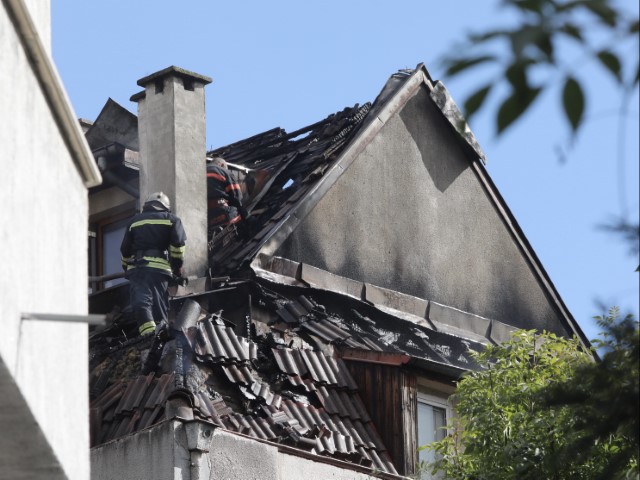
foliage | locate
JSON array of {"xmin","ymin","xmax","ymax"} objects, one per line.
[
  {"xmin": 540, "ymin": 308, "xmax": 640, "ymax": 479},
  {"xmin": 424, "ymin": 319, "xmax": 639, "ymax": 479},
  {"xmin": 440, "ymin": 0, "xmax": 639, "ymax": 136}
]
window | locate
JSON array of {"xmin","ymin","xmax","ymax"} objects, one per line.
[
  {"xmin": 89, "ymin": 210, "xmax": 135, "ymax": 292},
  {"xmin": 417, "ymin": 391, "xmax": 452, "ymax": 478},
  {"xmin": 101, "ymin": 219, "xmax": 128, "ymax": 288}
]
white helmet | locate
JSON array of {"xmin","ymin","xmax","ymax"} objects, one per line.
[
  {"xmin": 208, "ymin": 155, "xmax": 227, "ymax": 170},
  {"xmin": 144, "ymin": 192, "xmax": 171, "ymax": 211}
]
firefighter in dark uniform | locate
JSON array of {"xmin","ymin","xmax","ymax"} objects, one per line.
[
  {"xmin": 121, "ymin": 192, "xmax": 187, "ymax": 336},
  {"xmin": 206, "ymin": 155, "xmax": 247, "ymax": 237}
]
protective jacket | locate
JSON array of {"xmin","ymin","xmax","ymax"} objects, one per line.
[
  {"xmin": 120, "ymin": 209, "xmax": 187, "ymax": 277},
  {"xmin": 207, "ymin": 164, "xmax": 244, "ymax": 228}
]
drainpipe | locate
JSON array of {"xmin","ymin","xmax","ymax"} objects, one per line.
[{"xmin": 184, "ymin": 420, "xmax": 216, "ymax": 480}]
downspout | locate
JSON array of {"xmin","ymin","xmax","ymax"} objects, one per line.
[{"xmin": 184, "ymin": 421, "xmax": 216, "ymax": 480}]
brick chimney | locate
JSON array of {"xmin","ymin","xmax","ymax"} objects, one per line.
[{"xmin": 131, "ymin": 66, "xmax": 212, "ymax": 278}]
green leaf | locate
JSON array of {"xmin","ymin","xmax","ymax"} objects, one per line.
[
  {"xmin": 583, "ymin": 0, "xmax": 618, "ymax": 27},
  {"xmin": 506, "ymin": 62, "xmax": 529, "ymax": 90},
  {"xmin": 444, "ymin": 56, "xmax": 496, "ymax": 77},
  {"xmin": 511, "ymin": 0, "xmax": 545, "ymax": 14},
  {"xmin": 496, "ymin": 86, "xmax": 542, "ymax": 133},
  {"xmin": 562, "ymin": 76, "xmax": 585, "ymax": 132},
  {"xmin": 630, "ymin": 19, "xmax": 639, "ymax": 33},
  {"xmin": 534, "ymin": 32, "xmax": 554, "ymax": 62},
  {"xmin": 464, "ymin": 84, "xmax": 492, "ymax": 119},
  {"xmin": 596, "ymin": 50, "xmax": 622, "ymax": 83},
  {"xmin": 469, "ymin": 30, "xmax": 509, "ymax": 43},
  {"xmin": 557, "ymin": 1, "xmax": 588, "ymax": 13},
  {"xmin": 509, "ymin": 25, "xmax": 540, "ymax": 57},
  {"xmin": 559, "ymin": 23, "xmax": 583, "ymax": 41}
]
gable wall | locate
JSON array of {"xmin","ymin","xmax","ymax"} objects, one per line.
[
  {"xmin": 0, "ymin": 3, "xmax": 89, "ymax": 479},
  {"xmin": 276, "ymin": 86, "xmax": 566, "ymax": 334}
]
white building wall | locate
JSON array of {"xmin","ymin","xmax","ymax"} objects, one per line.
[
  {"xmin": 0, "ymin": 1, "xmax": 90, "ymax": 479},
  {"xmin": 91, "ymin": 422, "xmax": 381, "ymax": 480},
  {"xmin": 22, "ymin": 0, "xmax": 50, "ymax": 52}
]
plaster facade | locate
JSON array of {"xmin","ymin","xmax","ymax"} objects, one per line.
[
  {"xmin": 91, "ymin": 420, "xmax": 382, "ymax": 480},
  {"xmin": 276, "ymin": 85, "xmax": 564, "ymax": 334},
  {"xmin": 0, "ymin": 1, "xmax": 91, "ymax": 478}
]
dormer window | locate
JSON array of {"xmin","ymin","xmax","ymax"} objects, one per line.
[{"xmin": 417, "ymin": 390, "xmax": 452, "ymax": 478}]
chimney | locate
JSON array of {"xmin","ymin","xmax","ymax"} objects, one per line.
[{"xmin": 131, "ymin": 66, "xmax": 212, "ymax": 278}]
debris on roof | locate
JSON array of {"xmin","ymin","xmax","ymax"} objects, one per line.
[
  {"xmin": 207, "ymin": 101, "xmax": 373, "ymax": 274},
  {"xmin": 89, "ymin": 275, "xmax": 484, "ymax": 474},
  {"xmin": 87, "ymin": 65, "xmax": 500, "ymax": 476}
]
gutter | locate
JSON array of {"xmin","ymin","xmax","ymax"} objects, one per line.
[{"xmin": 3, "ymin": 0, "xmax": 102, "ymax": 187}]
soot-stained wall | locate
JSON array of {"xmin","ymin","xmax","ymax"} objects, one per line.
[{"xmin": 275, "ymin": 86, "xmax": 565, "ymax": 334}]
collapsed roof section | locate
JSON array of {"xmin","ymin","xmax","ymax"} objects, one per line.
[
  {"xmin": 207, "ymin": 101, "xmax": 373, "ymax": 273},
  {"xmin": 89, "ymin": 261, "xmax": 501, "ymax": 475}
]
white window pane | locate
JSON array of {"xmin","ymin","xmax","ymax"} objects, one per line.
[
  {"xmin": 417, "ymin": 402, "xmax": 447, "ymax": 471},
  {"xmin": 103, "ymin": 225, "xmax": 127, "ymax": 288}
]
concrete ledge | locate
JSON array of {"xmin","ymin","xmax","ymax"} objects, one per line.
[
  {"xmin": 300, "ymin": 263, "xmax": 365, "ymax": 300},
  {"xmin": 489, "ymin": 318, "xmax": 517, "ymax": 344},
  {"xmin": 91, "ymin": 419, "xmax": 401, "ymax": 480},
  {"xmin": 257, "ymin": 253, "xmax": 301, "ymax": 280},
  {"xmin": 428, "ymin": 302, "xmax": 491, "ymax": 340},
  {"xmin": 253, "ymin": 255, "xmax": 519, "ymax": 346},
  {"xmin": 364, "ymin": 283, "xmax": 428, "ymax": 319}
]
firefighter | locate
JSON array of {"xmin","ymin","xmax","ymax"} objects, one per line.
[
  {"xmin": 121, "ymin": 192, "xmax": 187, "ymax": 336},
  {"xmin": 206, "ymin": 155, "xmax": 248, "ymax": 236}
]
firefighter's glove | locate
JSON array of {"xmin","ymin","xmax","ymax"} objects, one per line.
[
  {"xmin": 173, "ymin": 267, "xmax": 184, "ymax": 278},
  {"xmin": 155, "ymin": 321, "xmax": 170, "ymax": 341}
]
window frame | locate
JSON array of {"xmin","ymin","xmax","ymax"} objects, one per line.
[
  {"xmin": 415, "ymin": 387, "xmax": 454, "ymax": 478},
  {"xmin": 90, "ymin": 209, "xmax": 135, "ymax": 292}
]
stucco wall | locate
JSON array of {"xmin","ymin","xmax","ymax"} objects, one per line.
[
  {"xmin": 136, "ymin": 73, "xmax": 209, "ymax": 278},
  {"xmin": 91, "ymin": 421, "xmax": 380, "ymax": 480},
  {"xmin": 0, "ymin": 3, "xmax": 90, "ymax": 479},
  {"xmin": 91, "ymin": 421, "xmax": 187, "ymax": 480},
  {"xmin": 276, "ymin": 86, "xmax": 564, "ymax": 334}
]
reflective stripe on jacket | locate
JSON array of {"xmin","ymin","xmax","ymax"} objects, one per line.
[
  {"xmin": 206, "ymin": 164, "xmax": 243, "ymax": 209},
  {"xmin": 120, "ymin": 209, "xmax": 187, "ymax": 276}
]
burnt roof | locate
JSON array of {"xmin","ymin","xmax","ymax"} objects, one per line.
[
  {"xmin": 89, "ymin": 275, "xmax": 485, "ymax": 475},
  {"xmin": 207, "ymin": 100, "xmax": 374, "ymax": 274},
  {"xmin": 86, "ymin": 65, "xmax": 538, "ymax": 475}
]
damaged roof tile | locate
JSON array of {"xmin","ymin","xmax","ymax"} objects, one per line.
[{"xmin": 89, "ymin": 273, "xmax": 484, "ymax": 475}]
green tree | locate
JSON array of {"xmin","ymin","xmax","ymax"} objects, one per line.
[
  {"xmin": 540, "ymin": 308, "xmax": 639, "ymax": 478},
  {"xmin": 425, "ymin": 323, "xmax": 639, "ymax": 479},
  {"xmin": 441, "ymin": 0, "xmax": 639, "ymax": 137}
]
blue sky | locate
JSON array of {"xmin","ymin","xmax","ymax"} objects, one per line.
[{"xmin": 51, "ymin": 0, "xmax": 639, "ymax": 341}]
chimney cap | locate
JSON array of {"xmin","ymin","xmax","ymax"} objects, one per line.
[{"xmin": 136, "ymin": 66, "xmax": 212, "ymax": 88}]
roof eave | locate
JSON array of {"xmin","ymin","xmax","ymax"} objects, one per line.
[{"xmin": 4, "ymin": 0, "xmax": 102, "ymax": 188}]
